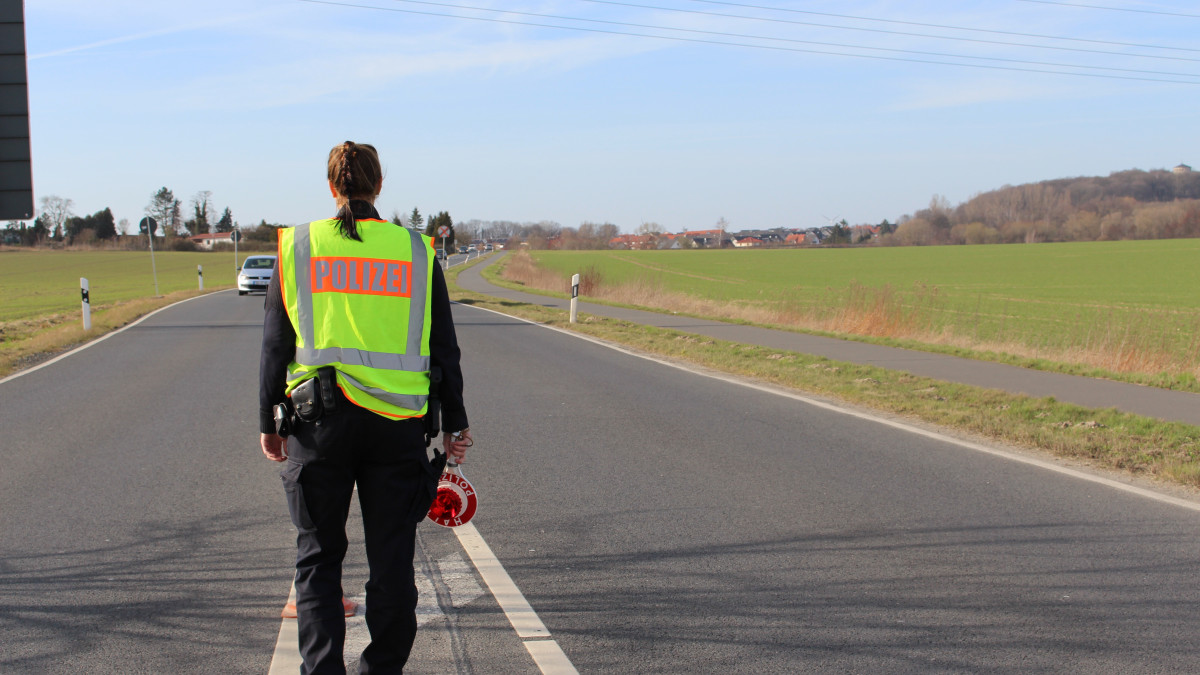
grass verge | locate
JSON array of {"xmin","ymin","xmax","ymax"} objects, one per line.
[
  {"xmin": 0, "ymin": 288, "xmax": 228, "ymax": 377},
  {"xmin": 448, "ymin": 256, "xmax": 1200, "ymax": 490},
  {"xmin": 486, "ymin": 251, "xmax": 1200, "ymax": 394}
]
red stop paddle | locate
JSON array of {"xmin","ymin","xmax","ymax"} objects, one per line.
[{"xmin": 428, "ymin": 461, "xmax": 477, "ymax": 527}]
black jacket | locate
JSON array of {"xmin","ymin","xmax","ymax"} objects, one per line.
[{"xmin": 258, "ymin": 201, "xmax": 469, "ymax": 434}]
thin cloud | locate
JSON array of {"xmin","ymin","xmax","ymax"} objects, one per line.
[
  {"xmin": 160, "ymin": 32, "xmax": 659, "ymax": 110},
  {"xmin": 29, "ymin": 9, "xmax": 275, "ymax": 60},
  {"xmin": 887, "ymin": 77, "xmax": 1078, "ymax": 111}
]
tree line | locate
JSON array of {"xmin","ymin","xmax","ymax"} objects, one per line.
[
  {"xmin": 449, "ymin": 218, "xmax": 618, "ymax": 250},
  {"xmin": 384, "ymin": 208, "xmax": 615, "ymax": 251},
  {"xmin": 2, "ymin": 187, "xmax": 244, "ymax": 248},
  {"xmin": 9, "ymin": 166, "xmax": 1199, "ymax": 251},
  {"xmin": 877, "ymin": 168, "xmax": 1200, "ymax": 246}
]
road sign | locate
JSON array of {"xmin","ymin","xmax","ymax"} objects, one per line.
[
  {"xmin": 231, "ymin": 229, "xmax": 242, "ymax": 243},
  {"xmin": 140, "ymin": 217, "xmax": 160, "ymax": 295},
  {"xmin": 0, "ymin": 1, "xmax": 33, "ymax": 220},
  {"xmin": 436, "ymin": 225, "xmax": 450, "ymax": 238}
]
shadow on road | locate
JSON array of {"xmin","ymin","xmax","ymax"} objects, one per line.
[
  {"xmin": 0, "ymin": 509, "xmax": 301, "ymax": 672},
  {"xmin": 492, "ymin": 513, "xmax": 1200, "ymax": 673}
]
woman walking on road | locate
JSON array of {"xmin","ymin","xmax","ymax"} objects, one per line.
[{"xmin": 258, "ymin": 140, "xmax": 473, "ymax": 674}]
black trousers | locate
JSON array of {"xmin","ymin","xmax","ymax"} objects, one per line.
[{"xmin": 281, "ymin": 397, "xmax": 438, "ymax": 675}]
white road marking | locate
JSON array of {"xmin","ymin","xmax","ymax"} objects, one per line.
[
  {"xmin": 524, "ymin": 639, "xmax": 580, "ymax": 675},
  {"xmin": 0, "ymin": 292, "xmax": 222, "ymax": 385},
  {"xmin": 340, "ymin": 553, "xmax": 485, "ymax": 669},
  {"xmin": 454, "ymin": 522, "xmax": 580, "ymax": 674},
  {"xmin": 269, "ymin": 550, "xmax": 497, "ymax": 673},
  {"xmin": 462, "ymin": 302, "xmax": 1200, "ymax": 515},
  {"xmin": 453, "ymin": 522, "xmax": 548, "ymax": 639},
  {"xmin": 413, "ymin": 562, "xmax": 444, "ymax": 627},
  {"xmin": 343, "ymin": 594, "xmax": 369, "ymax": 670},
  {"xmin": 433, "ymin": 552, "xmax": 485, "ymax": 611},
  {"xmin": 266, "ymin": 584, "xmax": 301, "ymax": 675}
]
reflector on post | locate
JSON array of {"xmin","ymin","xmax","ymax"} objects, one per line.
[{"xmin": 80, "ymin": 277, "xmax": 91, "ymax": 331}]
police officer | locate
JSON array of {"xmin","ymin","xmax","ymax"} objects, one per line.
[{"xmin": 259, "ymin": 141, "xmax": 472, "ymax": 674}]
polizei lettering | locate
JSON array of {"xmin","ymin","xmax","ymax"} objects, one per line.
[{"xmin": 311, "ymin": 257, "xmax": 412, "ymax": 297}]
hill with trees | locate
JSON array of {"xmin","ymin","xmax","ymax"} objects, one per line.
[{"xmin": 880, "ymin": 166, "xmax": 1200, "ymax": 246}]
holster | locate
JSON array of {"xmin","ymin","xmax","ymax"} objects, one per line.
[{"xmin": 292, "ymin": 367, "xmax": 338, "ymax": 423}]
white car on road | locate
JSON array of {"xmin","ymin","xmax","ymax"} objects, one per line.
[{"xmin": 238, "ymin": 255, "xmax": 276, "ymax": 295}]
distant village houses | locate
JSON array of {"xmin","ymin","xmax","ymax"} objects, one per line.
[
  {"xmin": 189, "ymin": 232, "xmax": 235, "ymax": 249},
  {"xmin": 608, "ymin": 223, "xmax": 883, "ymax": 250}
]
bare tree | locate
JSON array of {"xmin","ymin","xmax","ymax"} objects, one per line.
[
  {"xmin": 594, "ymin": 222, "xmax": 618, "ymax": 243},
  {"xmin": 188, "ymin": 190, "xmax": 213, "ymax": 235},
  {"xmin": 456, "ymin": 220, "xmax": 481, "ymax": 243},
  {"xmin": 39, "ymin": 195, "xmax": 74, "ymax": 241}
]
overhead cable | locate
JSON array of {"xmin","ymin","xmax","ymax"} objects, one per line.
[
  {"xmin": 294, "ymin": 0, "xmax": 1200, "ymax": 84},
  {"xmin": 575, "ymin": 0, "xmax": 1200, "ymax": 61},
  {"xmin": 1014, "ymin": 0, "xmax": 1200, "ymax": 19},
  {"xmin": 679, "ymin": 0, "xmax": 1200, "ymax": 51},
  {"xmin": 382, "ymin": 0, "xmax": 1199, "ymax": 77}
]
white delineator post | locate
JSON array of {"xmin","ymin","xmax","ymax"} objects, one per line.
[
  {"xmin": 570, "ymin": 273, "xmax": 580, "ymax": 324},
  {"xmin": 80, "ymin": 277, "xmax": 91, "ymax": 331},
  {"xmin": 197, "ymin": 265, "xmax": 204, "ymax": 290}
]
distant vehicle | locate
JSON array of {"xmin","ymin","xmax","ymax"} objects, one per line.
[
  {"xmin": 458, "ymin": 246, "xmax": 468, "ymax": 254},
  {"xmin": 436, "ymin": 248, "xmax": 447, "ymax": 260},
  {"xmin": 484, "ymin": 244, "xmax": 494, "ymax": 252},
  {"xmin": 238, "ymin": 255, "xmax": 276, "ymax": 295}
]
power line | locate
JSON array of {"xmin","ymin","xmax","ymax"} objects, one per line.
[
  {"xmin": 294, "ymin": 0, "xmax": 1200, "ymax": 84},
  {"xmin": 681, "ymin": 0, "xmax": 1200, "ymax": 50},
  {"xmin": 572, "ymin": 0, "xmax": 1200, "ymax": 62},
  {"xmin": 1014, "ymin": 0, "xmax": 1200, "ymax": 19},
  {"xmin": 384, "ymin": 0, "xmax": 1200, "ymax": 77}
]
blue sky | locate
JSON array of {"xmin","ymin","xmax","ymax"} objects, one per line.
[{"xmin": 25, "ymin": 0, "xmax": 1200, "ymax": 234}]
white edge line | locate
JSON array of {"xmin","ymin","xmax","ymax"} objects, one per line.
[
  {"xmin": 0, "ymin": 291, "xmax": 231, "ymax": 386},
  {"xmin": 523, "ymin": 639, "xmax": 581, "ymax": 675},
  {"xmin": 267, "ymin": 583, "xmax": 301, "ymax": 675},
  {"xmin": 453, "ymin": 521, "xmax": 579, "ymax": 674},
  {"xmin": 453, "ymin": 522, "xmax": 549, "ymax": 638},
  {"xmin": 456, "ymin": 301, "xmax": 1200, "ymax": 515}
]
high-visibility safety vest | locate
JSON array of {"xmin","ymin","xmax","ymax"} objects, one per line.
[{"xmin": 278, "ymin": 218, "xmax": 436, "ymax": 419}]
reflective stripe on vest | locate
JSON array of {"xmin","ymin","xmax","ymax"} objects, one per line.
[
  {"xmin": 279, "ymin": 219, "xmax": 435, "ymax": 418},
  {"xmin": 283, "ymin": 367, "xmax": 426, "ymax": 410}
]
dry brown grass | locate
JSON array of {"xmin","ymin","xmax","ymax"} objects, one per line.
[
  {"xmin": 0, "ymin": 289, "xmax": 214, "ymax": 377},
  {"xmin": 498, "ymin": 251, "xmax": 1200, "ymax": 386},
  {"xmin": 448, "ymin": 263, "xmax": 1200, "ymax": 490},
  {"xmin": 500, "ymin": 250, "xmax": 573, "ymax": 293}
]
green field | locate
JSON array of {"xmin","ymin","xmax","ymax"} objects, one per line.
[
  {"xmin": 448, "ymin": 256, "xmax": 1200, "ymax": 488},
  {"xmin": 0, "ymin": 250, "xmax": 247, "ymax": 322},
  {"xmin": 528, "ymin": 240, "xmax": 1200, "ymax": 378}
]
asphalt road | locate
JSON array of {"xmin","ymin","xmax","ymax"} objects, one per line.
[{"xmin": 5, "ymin": 289, "xmax": 1200, "ymax": 672}]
